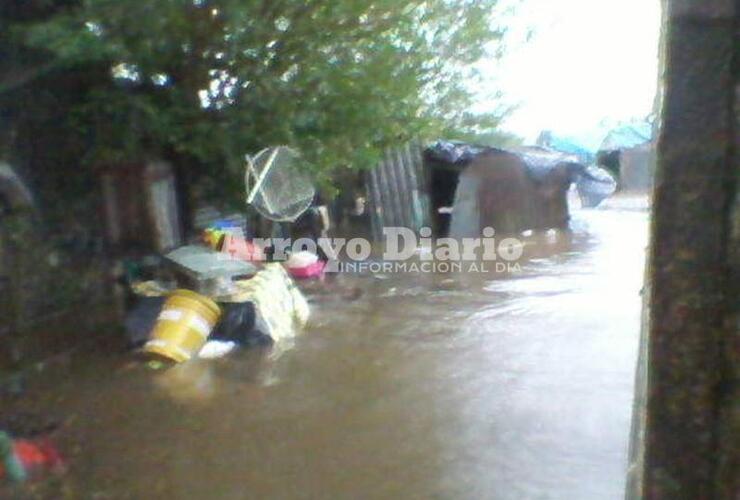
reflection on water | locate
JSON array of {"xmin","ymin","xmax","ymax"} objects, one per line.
[{"xmin": 4, "ymin": 207, "xmax": 648, "ymax": 500}]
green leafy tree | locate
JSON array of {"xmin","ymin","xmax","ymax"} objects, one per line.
[{"xmin": 7, "ymin": 0, "xmax": 512, "ymax": 198}]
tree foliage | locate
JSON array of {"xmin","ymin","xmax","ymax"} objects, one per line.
[{"xmin": 5, "ymin": 0, "xmax": 511, "ymax": 192}]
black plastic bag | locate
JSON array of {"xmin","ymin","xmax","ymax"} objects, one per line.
[{"xmin": 211, "ymin": 302, "xmax": 273, "ymax": 347}]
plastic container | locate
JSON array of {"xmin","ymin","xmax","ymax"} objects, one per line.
[
  {"xmin": 143, "ymin": 289, "xmax": 222, "ymax": 363},
  {"xmin": 287, "ymin": 260, "xmax": 326, "ymax": 280},
  {"xmin": 286, "ymin": 251, "xmax": 319, "ymax": 269}
]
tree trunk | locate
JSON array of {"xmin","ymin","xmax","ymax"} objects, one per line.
[{"xmin": 640, "ymin": 0, "xmax": 739, "ymax": 498}]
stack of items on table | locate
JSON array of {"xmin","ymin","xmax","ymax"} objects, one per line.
[
  {"xmin": 202, "ymin": 221, "xmax": 326, "ymax": 280},
  {"xmin": 124, "ymin": 221, "xmax": 323, "ymax": 365}
]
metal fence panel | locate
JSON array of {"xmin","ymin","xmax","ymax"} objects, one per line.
[{"xmin": 366, "ymin": 142, "xmax": 430, "ymax": 241}]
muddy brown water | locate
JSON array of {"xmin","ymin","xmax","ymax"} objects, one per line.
[{"xmin": 2, "ymin": 206, "xmax": 648, "ymax": 500}]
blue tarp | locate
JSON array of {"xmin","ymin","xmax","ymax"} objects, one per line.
[
  {"xmin": 599, "ymin": 123, "xmax": 653, "ymax": 151},
  {"xmin": 541, "ymin": 136, "xmax": 595, "ymax": 163},
  {"xmin": 537, "ymin": 122, "xmax": 654, "ymax": 160},
  {"xmin": 536, "ymin": 132, "xmax": 596, "ymax": 164}
]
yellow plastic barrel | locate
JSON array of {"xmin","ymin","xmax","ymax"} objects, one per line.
[{"xmin": 144, "ymin": 289, "xmax": 222, "ymax": 363}]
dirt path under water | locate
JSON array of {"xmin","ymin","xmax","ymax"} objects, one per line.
[{"xmin": 2, "ymin": 205, "xmax": 649, "ymax": 500}]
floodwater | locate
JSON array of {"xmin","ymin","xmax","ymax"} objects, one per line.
[{"xmin": 3, "ymin": 204, "xmax": 649, "ymax": 500}]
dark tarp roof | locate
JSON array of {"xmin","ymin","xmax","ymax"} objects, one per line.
[{"xmin": 425, "ymin": 141, "xmax": 582, "ymax": 181}]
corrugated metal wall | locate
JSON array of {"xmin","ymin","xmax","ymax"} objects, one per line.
[{"xmin": 365, "ymin": 141, "xmax": 431, "ymax": 241}]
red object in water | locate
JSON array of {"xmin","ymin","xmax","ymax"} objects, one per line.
[
  {"xmin": 0, "ymin": 438, "xmax": 64, "ymax": 479},
  {"xmin": 287, "ymin": 260, "xmax": 326, "ymax": 280}
]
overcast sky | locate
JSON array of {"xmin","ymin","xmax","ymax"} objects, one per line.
[{"xmin": 476, "ymin": 0, "xmax": 662, "ymax": 142}]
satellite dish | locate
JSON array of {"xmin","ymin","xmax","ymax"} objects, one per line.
[{"xmin": 244, "ymin": 146, "xmax": 315, "ymax": 222}]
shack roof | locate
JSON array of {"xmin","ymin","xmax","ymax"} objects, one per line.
[
  {"xmin": 599, "ymin": 123, "xmax": 653, "ymax": 152},
  {"xmin": 425, "ymin": 141, "xmax": 584, "ymax": 181}
]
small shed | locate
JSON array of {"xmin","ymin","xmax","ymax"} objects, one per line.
[
  {"xmin": 597, "ymin": 123, "xmax": 655, "ymax": 192},
  {"xmin": 364, "ymin": 142, "xmax": 593, "ymax": 240},
  {"xmin": 617, "ymin": 142, "xmax": 655, "ymax": 192},
  {"xmin": 448, "ymin": 147, "xmax": 583, "ymax": 238}
]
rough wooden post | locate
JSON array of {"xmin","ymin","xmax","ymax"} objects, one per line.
[{"xmin": 642, "ymin": 0, "xmax": 739, "ymax": 498}]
